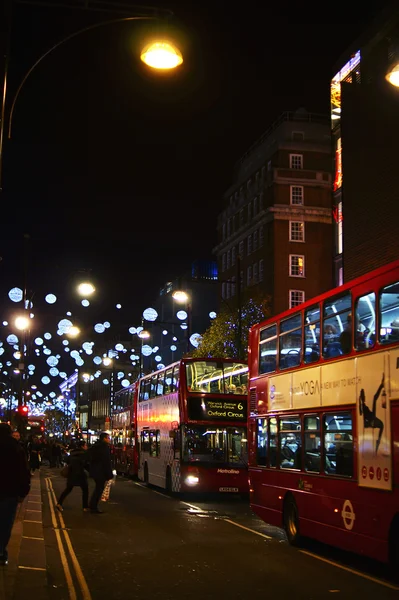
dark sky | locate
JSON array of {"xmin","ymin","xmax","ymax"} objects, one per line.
[{"xmin": 0, "ymin": 0, "xmax": 393, "ymax": 322}]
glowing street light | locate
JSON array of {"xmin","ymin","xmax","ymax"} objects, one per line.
[
  {"xmin": 14, "ymin": 315, "xmax": 30, "ymax": 331},
  {"xmin": 386, "ymin": 62, "xmax": 399, "ymax": 87},
  {"xmin": 67, "ymin": 325, "xmax": 81, "ymax": 338},
  {"xmin": 140, "ymin": 41, "xmax": 183, "ymax": 69},
  {"xmin": 102, "ymin": 357, "xmax": 112, "ymax": 367},
  {"xmin": 77, "ymin": 282, "xmax": 95, "ymax": 297}
]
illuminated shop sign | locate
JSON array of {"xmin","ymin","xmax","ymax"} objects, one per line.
[
  {"xmin": 331, "ymin": 50, "xmax": 361, "ymax": 123},
  {"xmin": 187, "ymin": 397, "xmax": 247, "ymax": 421},
  {"xmin": 334, "ymin": 137, "xmax": 342, "ymax": 191}
]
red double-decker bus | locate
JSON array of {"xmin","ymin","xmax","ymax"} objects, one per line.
[
  {"xmin": 247, "ymin": 259, "xmax": 399, "ymax": 567},
  {"xmin": 111, "ymin": 383, "xmax": 138, "ymax": 479},
  {"xmin": 136, "ymin": 357, "xmax": 249, "ymax": 495}
]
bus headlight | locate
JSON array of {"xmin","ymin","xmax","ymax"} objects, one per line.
[{"xmin": 185, "ymin": 467, "xmax": 200, "ymax": 486}]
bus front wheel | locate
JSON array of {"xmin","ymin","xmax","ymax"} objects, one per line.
[{"xmin": 283, "ymin": 495, "xmax": 301, "ymax": 546}]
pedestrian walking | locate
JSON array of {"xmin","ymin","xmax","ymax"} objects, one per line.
[
  {"xmin": 0, "ymin": 423, "xmax": 31, "ymax": 565},
  {"xmin": 27, "ymin": 435, "xmax": 41, "ymax": 474},
  {"xmin": 87, "ymin": 432, "xmax": 113, "ymax": 514},
  {"xmin": 56, "ymin": 441, "xmax": 90, "ymax": 512}
]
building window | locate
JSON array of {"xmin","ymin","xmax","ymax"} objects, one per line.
[
  {"xmin": 227, "ymin": 249, "xmax": 231, "ymax": 268},
  {"xmin": 222, "ymin": 223, "xmax": 226, "ymax": 240},
  {"xmin": 239, "ymin": 240, "xmax": 244, "ymax": 258},
  {"xmin": 227, "ymin": 218, "xmax": 232, "ymax": 237},
  {"xmin": 239, "ymin": 209, "xmax": 244, "ymax": 227},
  {"xmin": 290, "ymin": 290, "xmax": 305, "ymax": 308},
  {"xmin": 247, "ymin": 265, "xmax": 252, "ymax": 286},
  {"xmin": 290, "ymin": 255, "xmax": 305, "ymax": 277},
  {"xmin": 259, "ymin": 259, "xmax": 264, "ymax": 282},
  {"xmin": 247, "ymin": 234, "xmax": 253, "ymax": 255},
  {"xmin": 290, "ymin": 185, "xmax": 304, "ymax": 205},
  {"xmin": 253, "ymin": 262, "xmax": 258, "ymax": 283},
  {"xmin": 290, "ymin": 221, "xmax": 305, "ymax": 242},
  {"xmin": 231, "ymin": 276, "xmax": 236, "ymax": 296},
  {"xmin": 253, "ymin": 230, "xmax": 258, "ymax": 251},
  {"xmin": 259, "ymin": 227, "xmax": 264, "ymax": 247},
  {"xmin": 292, "ymin": 131, "xmax": 304, "ymax": 141},
  {"xmin": 253, "ymin": 196, "xmax": 258, "ymax": 215},
  {"xmin": 222, "ymin": 253, "xmax": 226, "ymax": 272},
  {"xmin": 232, "ymin": 246, "xmax": 236, "ymax": 266},
  {"xmin": 248, "ymin": 202, "xmax": 252, "ymax": 221},
  {"xmin": 290, "ymin": 154, "xmax": 303, "ymax": 169},
  {"xmin": 259, "ymin": 192, "xmax": 264, "ymax": 210}
]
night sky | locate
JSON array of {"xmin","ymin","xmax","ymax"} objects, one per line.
[{"xmin": 0, "ymin": 0, "xmax": 393, "ymax": 321}]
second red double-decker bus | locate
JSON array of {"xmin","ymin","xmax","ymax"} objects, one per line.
[
  {"xmin": 111, "ymin": 383, "xmax": 138, "ymax": 478},
  {"xmin": 248, "ymin": 259, "xmax": 399, "ymax": 567},
  {"xmin": 136, "ymin": 357, "xmax": 249, "ymax": 495}
]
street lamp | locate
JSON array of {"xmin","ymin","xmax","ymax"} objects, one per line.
[
  {"xmin": 138, "ymin": 326, "xmax": 151, "ymax": 376},
  {"xmin": 172, "ymin": 290, "xmax": 191, "ymax": 352},
  {"xmin": 77, "ymin": 282, "xmax": 95, "ymax": 297},
  {"xmin": 0, "ymin": 5, "xmax": 184, "ymax": 190}
]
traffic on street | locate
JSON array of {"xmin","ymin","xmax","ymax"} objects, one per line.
[{"xmin": 21, "ymin": 467, "xmax": 399, "ymax": 600}]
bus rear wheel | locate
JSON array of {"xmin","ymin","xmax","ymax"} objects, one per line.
[{"xmin": 283, "ymin": 496, "xmax": 301, "ymax": 546}]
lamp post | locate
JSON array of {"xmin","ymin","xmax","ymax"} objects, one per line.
[
  {"xmin": 14, "ymin": 312, "xmax": 30, "ymax": 407},
  {"xmin": 0, "ymin": 2, "xmax": 184, "ymax": 190},
  {"xmin": 138, "ymin": 323, "xmax": 150, "ymax": 376}
]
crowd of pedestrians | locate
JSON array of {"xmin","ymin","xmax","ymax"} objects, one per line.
[{"xmin": 0, "ymin": 426, "xmax": 114, "ymax": 567}]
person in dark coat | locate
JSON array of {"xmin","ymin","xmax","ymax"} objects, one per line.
[
  {"xmin": 27, "ymin": 435, "xmax": 41, "ymax": 474},
  {"xmin": 88, "ymin": 432, "xmax": 113, "ymax": 513},
  {"xmin": 56, "ymin": 441, "xmax": 89, "ymax": 512},
  {"xmin": 0, "ymin": 422, "xmax": 31, "ymax": 565}
]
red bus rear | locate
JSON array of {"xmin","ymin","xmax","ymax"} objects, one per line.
[{"xmin": 247, "ymin": 259, "xmax": 399, "ymax": 566}]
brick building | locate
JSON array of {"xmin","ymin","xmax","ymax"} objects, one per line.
[{"xmin": 214, "ymin": 109, "xmax": 333, "ymax": 317}]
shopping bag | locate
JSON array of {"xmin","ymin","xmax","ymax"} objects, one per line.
[
  {"xmin": 101, "ymin": 479, "xmax": 112, "ymax": 502},
  {"xmin": 60, "ymin": 464, "xmax": 69, "ymax": 478}
]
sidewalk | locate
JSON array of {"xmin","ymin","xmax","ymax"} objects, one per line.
[{"xmin": 0, "ymin": 471, "xmax": 49, "ymax": 600}]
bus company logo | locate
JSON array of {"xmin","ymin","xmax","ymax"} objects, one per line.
[
  {"xmin": 341, "ymin": 499, "xmax": 355, "ymax": 531},
  {"xmin": 270, "ymin": 385, "xmax": 275, "ymax": 400},
  {"xmin": 217, "ymin": 469, "xmax": 239, "ymax": 474},
  {"xmin": 362, "ymin": 466, "xmax": 367, "ymax": 479},
  {"xmin": 384, "ymin": 468, "xmax": 389, "ymax": 482}
]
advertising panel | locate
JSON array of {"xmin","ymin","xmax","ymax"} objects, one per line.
[{"xmin": 357, "ymin": 352, "xmax": 392, "ymax": 490}]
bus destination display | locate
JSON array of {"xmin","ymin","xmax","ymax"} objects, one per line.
[{"xmin": 187, "ymin": 397, "xmax": 247, "ymax": 421}]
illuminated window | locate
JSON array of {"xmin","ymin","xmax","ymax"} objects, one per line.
[
  {"xmin": 290, "ymin": 221, "xmax": 305, "ymax": 242},
  {"xmin": 290, "ymin": 154, "xmax": 303, "ymax": 169},
  {"xmin": 290, "ymin": 185, "xmax": 304, "ymax": 205},
  {"xmin": 290, "ymin": 290, "xmax": 305, "ymax": 308},
  {"xmin": 290, "ymin": 255, "xmax": 305, "ymax": 277}
]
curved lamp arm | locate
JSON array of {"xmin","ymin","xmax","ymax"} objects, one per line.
[{"xmin": 8, "ymin": 14, "xmax": 158, "ymax": 139}]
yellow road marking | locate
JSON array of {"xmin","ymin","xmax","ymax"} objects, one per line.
[
  {"xmin": 47, "ymin": 479, "xmax": 92, "ymax": 600},
  {"xmin": 45, "ymin": 478, "xmax": 76, "ymax": 600}
]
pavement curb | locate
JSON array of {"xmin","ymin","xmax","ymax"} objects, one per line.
[{"xmin": 2, "ymin": 471, "xmax": 49, "ymax": 600}]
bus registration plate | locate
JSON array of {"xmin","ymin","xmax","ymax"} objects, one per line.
[{"xmin": 219, "ymin": 487, "xmax": 239, "ymax": 492}]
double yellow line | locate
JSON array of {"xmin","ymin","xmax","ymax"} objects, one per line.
[{"xmin": 45, "ymin": 477, "xmax": 92, "ymax": 600}]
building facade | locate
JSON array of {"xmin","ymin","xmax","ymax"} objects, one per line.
[
  {"xmin": 331, "ymin": 4, "xmax": 399, "ymax": 285},
  {"xmin": 214, "ymin": 109, "xmax": 333, "ymax": 317}
]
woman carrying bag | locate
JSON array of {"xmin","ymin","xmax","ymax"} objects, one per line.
[{"xmin": 56, "ymin": 440, "xmax": 90, "ymax": 512}]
